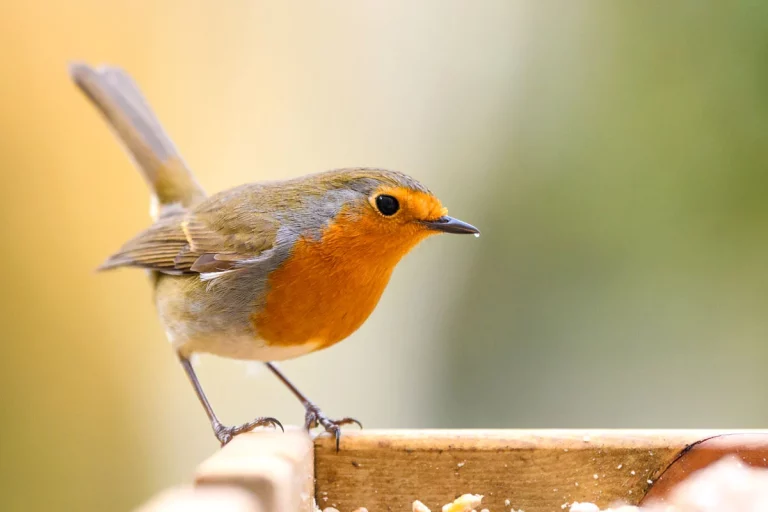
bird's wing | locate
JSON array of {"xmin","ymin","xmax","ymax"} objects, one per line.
[{"xmin": 99, "ymin": 206, "xmax": 280, "ymax": 275}]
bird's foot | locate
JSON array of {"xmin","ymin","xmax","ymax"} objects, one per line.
[
  {"xmin": 213, "ymin": 416, "xmax": 283, "ymax": 446},
  {"xmin": 303, "ymin": 403, "xmax": 362, "ymax": 451}
]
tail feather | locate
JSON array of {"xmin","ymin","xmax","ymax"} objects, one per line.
[{"xmin": 69, "ymin": 63, "xmax": 206, "ymax": 215}]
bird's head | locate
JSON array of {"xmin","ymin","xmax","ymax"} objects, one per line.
[{"xmin": 294, "ymin": 168, "xmax": 479, "ymax": 265}]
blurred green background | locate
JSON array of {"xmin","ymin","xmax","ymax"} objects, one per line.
[{"xmin": 1, "ymin": 1, "xmax": 767, "ymax": 510}]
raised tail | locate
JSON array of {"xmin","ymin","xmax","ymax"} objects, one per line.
[{"xmin": 69, "ymin": 63, "xmax": 206, "ymax": 217}]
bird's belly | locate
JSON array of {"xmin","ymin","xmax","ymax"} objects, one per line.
[
  {"xmin": 182, "ymin": 333, "xmax": 322, "ymax": 361},
  {"xmin": 154, "ymin": 273, "xmax": 302, "ymax": 361}
]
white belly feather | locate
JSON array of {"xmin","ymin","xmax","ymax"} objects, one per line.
[{"xmin": 168, "ymin": 329, "xmax": 321, "ymax": 361}]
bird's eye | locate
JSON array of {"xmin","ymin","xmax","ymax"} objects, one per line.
[{"xmin": 375, "ymin": 194, "xmax": 400, "ymax": 216}]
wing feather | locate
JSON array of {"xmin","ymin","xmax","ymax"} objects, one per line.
[{"xmin": 99, "ymin": 207, "xmax": 279, "ymax": 275}]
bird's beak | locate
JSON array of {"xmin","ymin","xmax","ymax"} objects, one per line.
[{"xmin": 422, "ymin": 216, "xmax": 480, "ymax": 235}]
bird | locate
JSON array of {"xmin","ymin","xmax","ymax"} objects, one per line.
[{"xmin": 69, "ymin": 62, "xmax": 480, "ymax": 447}]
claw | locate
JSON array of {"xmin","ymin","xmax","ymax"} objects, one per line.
[
  {"xmin": 262, "ymin": 417, "xmax": 285, "ymax": 432},
  {"xmin": 303, "ymin": 403, "xmax": 362, "ymax": 452},
  {"xmin": 335, "ymin": 417, "xmax": 363, "ymax": 430},
  {"xmin": 213, "ymin": 416, "xmax": 284, "ymax": 446}
]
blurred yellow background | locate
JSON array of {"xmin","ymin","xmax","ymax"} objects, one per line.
[{"xmin": 2, "ymin": 1, "xmax": 768, "ymax": 510}]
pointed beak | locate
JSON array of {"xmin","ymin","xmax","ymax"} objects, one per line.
[{"xmin": 422, "ymin": 216, "xmax": 480, "ymax": 235}]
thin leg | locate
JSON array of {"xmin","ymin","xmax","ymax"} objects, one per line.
[
  {"xmin": 265, "ymin": 362, "xmax": 361, "ymax": 450},
  {"xmin": 179, "ymin": 356, "xmax": 283, "ymax": 446}
]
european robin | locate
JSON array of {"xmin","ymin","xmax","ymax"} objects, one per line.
[{"xmin": 70, "ymin": 63, "xmax": 479, "ymax": 447}]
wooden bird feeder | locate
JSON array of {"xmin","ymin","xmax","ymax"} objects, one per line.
[{"xmin": 136, "ymin": 429, "xmax": 768, "ymax": 512}]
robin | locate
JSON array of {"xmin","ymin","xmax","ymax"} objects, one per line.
[{"xmin": 70, "ymin": 63, "xmax": 479, "ymax": 447}]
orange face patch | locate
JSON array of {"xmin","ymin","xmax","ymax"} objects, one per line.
[{"xmin": 368, "ymin": 186, "xmax": 447, "ymax": 224}]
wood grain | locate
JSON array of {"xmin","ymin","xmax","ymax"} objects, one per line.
[
  {"xmin": 314, "ymin": 430, "xmax": 762, "ymax": 512},
  {"xmin": 135, "ymin": 429, "xmax": 768, "ymax": 511}
]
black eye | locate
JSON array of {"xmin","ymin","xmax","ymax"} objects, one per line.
[{"xmin": 375, "ymin": 194, "xmax": 400, "ymax": 216}]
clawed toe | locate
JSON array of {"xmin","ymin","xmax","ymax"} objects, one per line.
[
  {"xmin": 258, "ymin": 417, "xmax": 285, "ymax": 432},
  {"xmin": 334, "ymin": 417, "xmax": 363, "ymax": 429},
  {"xmin": 213, "ymin": 416, "xmax": 284, "ymax": 446},
  {"xmin": 303, "ymin": 404, "xmax": 362, "ymax": 451}
]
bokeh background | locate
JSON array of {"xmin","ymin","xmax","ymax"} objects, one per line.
[{"xmin": 2, "ymin": 1, "xmax": 768, "ymax": 510}]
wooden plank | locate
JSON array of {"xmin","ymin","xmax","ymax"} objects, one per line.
[
  {"xmin": 135, "ymin": 485, "xmax": 264, "ymax": 512},
  {"xmin": 195, "ymin": 427, "xmax": 314, "ymax": 512},
  {"xmin": 314, "ymin": 430, "xmax": 765, "ymax": 512}
]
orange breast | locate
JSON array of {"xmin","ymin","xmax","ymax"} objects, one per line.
[{"xmin": 252, "ymin": 211, "xmax": 430, "ymax": 349}]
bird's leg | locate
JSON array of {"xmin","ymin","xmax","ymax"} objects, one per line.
[
  {"xmin": 179, "ymin": 356, "xmax": 283, "ymax": 446},
  {"xmin": 265, "ymin": 362, "xmax": 362, "ymax": 450}
]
